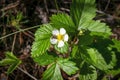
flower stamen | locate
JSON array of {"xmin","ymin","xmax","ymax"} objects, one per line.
[
  {"xmin": 50, "ymin": 28, "xmax": 68, "ymax": 47},
  {"xmin": 57, "ymin": 34, "xmax": 63, "ymax": 41}
]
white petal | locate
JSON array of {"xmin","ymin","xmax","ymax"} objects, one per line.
[
  {"xmin": 50, "ymin": 38, "xmax": 57, "ymax": 44},
  {"xmin": 58, "ymin": 41, "xmax": 64, "ymax": 47},
  {"xmin": 52, "ymin": 29, "xmax": 59, "ymax": 36},
  {"xmin": 64, "ymin": 34, "xmax": 69, "ymax": 41},
  {"xmin": 60, "ymin": 28, "xmax": 66, "ymax": 35}
]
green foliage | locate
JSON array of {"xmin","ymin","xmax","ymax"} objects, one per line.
[
  {"xmin": 33, "ymin": 52, "xmax": 56, "ymax": 66},
  {"xmin": 31, "ymin": 24, "xmax": 54, "ymax": 57},
  {"xmin": 30, "ymin": 0, "xmax": 120, "ymax": 79},
  {"xmin": 83, "ymin": 48, "xmax": 116, "ymax": 70},
  {"xmin": 79, "ymin": 20, "xmax": 112, "ymax": 36},
  {"xmin": 0, "ymin": 52, "xmax": 21, "ymax": 74},
  {"xmin": 111, "ymin": 39, "xmax": 120, "ymax": 52},
  {"xmin": 42, "ymin": 58, "xmax": 78, "ymax": 80},
  {"xmin": 42, "ymin": 63, "xmax": 63, "ymax": 80},
  {"xmin": 70, "ymin": 0, "xmax": 96, "ymax": 27},
  {"xmin": 57, "ymin": 58, "xmax": 79, "ymax": 75},
  {"xmin": 82, "ymin": 20, "xmax": 111, "ymax": 33},
  {"xmin": 79, "ymin": 31, "xmax": 94, "ymax": 45},
  {"xmin": 79, "ymin": 63, "xmax": 97, "ymax": 80},
  {"xmin": 50, "ymin": 13, "xmax": 76, "ymax": 34},
  {"xmin": 71, "ymin": 45, "xmax": 78, "ymax": 57}
]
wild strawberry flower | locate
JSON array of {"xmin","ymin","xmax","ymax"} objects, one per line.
[{"xmin": 50, "ymin": 28, "xmax": 69, "ymax": 48}]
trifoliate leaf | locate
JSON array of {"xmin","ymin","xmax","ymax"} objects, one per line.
[
  {"xmin": 42, "ymin": 58, "xmax": 78, "ymax": 80},
  {"xmin": 0, "ymin": 52, "xmax": 21, "ymax": 74},
  {"xmin": 31, "ymin": 24, "xmax": 54, "ymax": 57},
  {"xmin": 42, "ymin": 63, "xmax": 63, "ymax": 80},
  {"xmin": 50, "ymin": 13, "xmax": 76, "ymax": 34},
  {"xmin": 70, "ymin": 0, "xmax": 96, "ymax": 27},
  {"xmin": 79, "ymin": 63, "xmax": 97, "ymax": 80},
  {"xmin": 57, "ymin": 58, "xmax": 79, "ymax": 75},
  {"xmin": 33, "ymin": 52, "xmax": 57, "ymax": 66}
]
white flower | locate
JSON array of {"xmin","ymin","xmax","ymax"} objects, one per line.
[{"xmin": 50, "ymin": 28, "xmax": 69, "ymax": 48}]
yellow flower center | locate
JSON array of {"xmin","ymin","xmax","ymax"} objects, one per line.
[{"xmin": 57, "ymin": 34, "xmax": 63, "ymax": 41}]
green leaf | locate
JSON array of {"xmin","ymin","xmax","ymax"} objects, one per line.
[
  {"xmin": 79, "ymin": 63, "xmax": 97, "ymax": 80},
  {"xmin": 50, "ymin": 13, "xmax": 76, "ymax": 33},
  {"xmin": 54, "ymin": 42, "xmax": 69, "ymax": 54},
  {"xmin": 70, "ymin": 0, "xmax": 96, "ymax": 27},
  {"xmin": 0, "ymin": 52, "xmax": 21, "ymax": 74},
  {"xmin": 0, "ymin": 59, "xmax": 16, "ymax": 66},
  {"xmin": 7, "ymin": 61, "xmax": 21, "ymax": 74},
  {"xmin": 31, "ymin": 24, "xmax": 54, "ymax": 57},
  {"xmin": 58, "ymin": 58, "xmax": 79, "ymax": 75},
  {"xmin": 79, "ymin": 20, "xmax": 111, "ymax": 36},
  {"xmin": 6, "ymin": 52, "xmax": 18, "ymax": 60},
  {"xmin": 0, "ymin": 52, "xmax": 18, "ymax": 66},
  {"xmin": 42, "ymin": 58, "xmax": 78, "ymax": 80},
  {"xmin": 91, "ymin": 38, "xmax": 117, "ymax": 70},
  {"xmin": 81, "ymin": 47, "xmax": 116, "ymax": 70},
  {"xmin": 33, "ymin": 52, "xmax": 57, "ymax": 66},
  {"xmin": 42, "ymin": 63, "xmax": 63, "ymax": 80}
]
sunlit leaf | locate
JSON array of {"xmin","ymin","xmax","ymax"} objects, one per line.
[
  {"xmin": 70, "ymin": 0, "xmax": 96, "ymax": 27},
  {"xmin": 31, "ymin": 24, "xmax": 54, "ymax": 57},
  {"xmin": 42, "ymin": 58, "xmax": 78, "ymax": 80},
  {"xmin": 81, "ymin": 47, "xmax": 116, "ymax": 70},
  {"xmin": 42, "ymin": 63, "xmax": 63, "ymax": 80},
  {"xmin": 79, "ymin": 20, "xmax": 112, "ymax": 36},
  {"xmin": 58, "ymin": 58, "xmax": 79, "ymax": 75}
]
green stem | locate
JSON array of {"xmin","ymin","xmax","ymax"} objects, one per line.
[{"xmin": 0, "ymin": 25, "xmax": 40, "ymax": 40}]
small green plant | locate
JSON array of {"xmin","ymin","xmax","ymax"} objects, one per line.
[
  {"xmin": 0, "ymin": 52, "xmax": 21, "ymax": 74},
  {"xmin": 31, "ymin": 0, "xmax": 120, "ymax": 80},
  {"xmin": 7, "ymin": 12, "xmax": 28, "ymax": 30}
]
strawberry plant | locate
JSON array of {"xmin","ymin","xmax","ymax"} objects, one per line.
[{"xmin": 31, "ymin": 0, "xmax": 120, "ymax": 80}]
